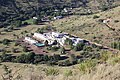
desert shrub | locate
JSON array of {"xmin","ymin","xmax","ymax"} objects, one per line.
[
  {"xmin": 58, "ymin": 60, "xmax": 72, "ymax": 66},
  {"xmin": 46, "ymin": 61, "xmax": 57, "ymax": 66},
  {"xmin": 78, "ymin": 59, "xmax": 97, "ymax": 73},
  {"xmin": 2, "ymin": 39, "xmax": 11, "ymax": 45},
  {"xmin": 12, "ymin": 48, "xmax": 18, "ymax": 53},
  {"xmin": 93, "ymin": 15, "xmax": 100, "ymax": 19},
  {"xmin": 83, "ymin": 46, "xmax": 93, "ymax": 52},
  {"xmin": 100, "ymin": 51, "xmax": 112, "ymax": 62},
  {"xmin": 64, "ymin": 70, "xmax": 73, "ymax": 77},
  {"xmin": 111, "ymin": 42, "xmax": 120, "ymax": 50},
  {"xmin": 36, "ymin": 28, "xmax": 44, "ymax": 34},
  {"xmin": 14, "ymin": 42, "xmax": 19, "ymax": 46},
  {"xmin": 34, "ymin": 54, "xmax": 44, "ymax": 63},
  {"xmin": 43, "ymin": 68, "xmax": 59, "ymax": 76},
  {"xmin": 109, "ymin": 57, "xmax": 120, "ymax": 65},
  {"xmin": 114, "ymin": 20, "xmax": 119, "ymax": 23},
  {"xmin": 101, "ymin": 5, "xmax": 109, "ymax": 11}
]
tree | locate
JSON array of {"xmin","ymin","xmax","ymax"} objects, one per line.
[
  {"xmin": 111, "ymin": 42, "xmax": 118, "ymax": 49},
  {"xmin": 101, "ymin": 4, "xmax": 109, "ymax": 11},
  {"xmin": 60, "ymin": 47, "xmax": 65, "ymax": 54},
  {"xmin": 53, "ymin": 40, "xmax": 57, "ymax": 45},
  {"xmin": 74, "ymin": 43, "xmax": 85, "ymax": 51},
  {"xmin": 58, "ymin": 60, "xmax": 72, "ymax": 66},
  {"xmin": 33, "ymin": 19, "xmax": 38, "ymax": 25},
  {"xmin": 65, "ymin": 38, "xmax": 73, "ymax": 46},
  {"xmin": 0, "ymin": 53, "xmax": 12, "ymax": 62},
  {"xmin": 44, "ymin": 40, "xmax": 49, "ymax": 46},
  {"xmin": 2, "ymin": 39, "xmax": 10, "ymax": 45},
  {"xmin": 36, "ymin": 28, "xmax": 44, "ymax": 34},
  {"xmin": 15, "ymin": 54, "xmax": 26, "ymax": 63},
  {"xmin": 53, "ymin": 54, "xmax": 60, "ymax": 62},
  {"xmin": 22, "ymin": 46, "xmax": 28, "ymax": 52},
  {"xmin": 69, "ymin": 54, "xmax": 77, "ymax": 64},
  {"xmin": 34, "ymin": 55, "xmax": 43, "ymax": 63},
  {"xmin": 10, "ymin": 20, "xmax": 22, "ymax": 28},
  {"xmin": 25, "ymin": 52, "xmax": 35, "ymax": 63},
  {"xmin": 43, "ymin": 55, "xmax": 49, "ymax": 61}
]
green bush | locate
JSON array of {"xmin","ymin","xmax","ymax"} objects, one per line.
[
  {"xmin": 60, "ymin": 47, "xmax": 66, "ymax": 54},
  {"xmin": 34, "ymin": 54, "xmax": 44, "ymax": 63},
  {"xmin": 74, "ymin": 43, "xmax": 85, "ymax": 51},
  {"xmin": 101, "ymin": 5, "xmax": 109, "ymax": 11},
  {"xmin": 58, "ymin": 60, "xmax": 72, "ymax": 66},
  {"xmin": 33, "ymin": 19, "xmax": 38, "ymax": 25},
  {"xmin": 83, "ymin": 46, "xmax": 93, "ymax": 52},
  {"xmin": 111, "ymin": 42, "xmax": 120, "ymax": 50},
  {"xmin": 16, "ymin": 52, "xmax": 35, "ymax": 63},
  {"xmin": 0, "ymin": 53, "xmax": 13, "ymax": 62},
  {"xmin": 93, "ymin": 15, "xmax": 100, "ymax": 19},
  {"xmin": 2, "ymin": 39, "xmax": 11, "ymax": 45}
]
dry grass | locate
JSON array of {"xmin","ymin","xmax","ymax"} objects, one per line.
[
  {"xmin": 51, "ymin": 6, "xmax": 120, "ymax": 47},
  {"xmin": 0, "ymin": 61, "xmax": 120, "ymax": 80}
]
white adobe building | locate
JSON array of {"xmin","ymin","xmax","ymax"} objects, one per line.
[
  {"xmin": 33, "ymin": 32, "xmax": 84, "ymax": 46},
  {"xmin": 33, "ymin": 17, "xmax": 38, "ymax": 20},
  {"xmin": 33, "ymin": 33, "xmax": 55, "ymax": 45},
  {"xmin": 54, "ymin": 16, "xmax": 63, "ymax": 20},
  {"xmin": 70, "ymin": 37, "xmax": 84, "ymax": 46},
  {"xmin": 103, "ymin": 18, "xmax": 111, "ymax": 23},
  {"xmin": 24, "ymin": 37, "xmax": 38, "ymax": 44},
  {"xmin": 33, "ymin": 33, "xmax": 48, "ymax": 41},
  {"xmin": 64, "ymin": 8, "xmax": 68, "ymax": 12}
]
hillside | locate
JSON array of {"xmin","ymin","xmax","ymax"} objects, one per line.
[
  {"xmin": 0, "ymin": 0, "xmax": 120, "ymax": 27},
  {"xmin": 0, "ymin": 1, "xmax": 120, "ymax": 80},
  {"xmin": 51, "ymin": 6, "xmax": 120, "ymax": 47}
]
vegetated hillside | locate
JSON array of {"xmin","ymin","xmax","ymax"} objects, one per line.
[
  {"xmin": 0, "ymin": 59, "xmax": 120, "ymax": 80},
  {"xmin": 0, "ymin": 0, "xmax": 120, "ymax": 27},
  {"xmin": 52, "ymin": 6, "xmax": 120, "ymax": 47}
]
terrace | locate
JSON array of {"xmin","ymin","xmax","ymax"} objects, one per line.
[{"xmin": 17, "ymin": 31, "xmax": 88, "ymax": 55}]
